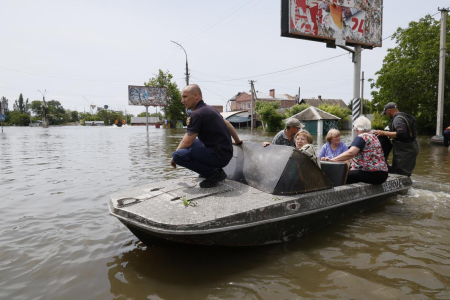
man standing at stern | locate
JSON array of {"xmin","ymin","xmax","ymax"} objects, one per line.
[
  {"xmin": 373, "ymin": 102, "xmax": 419, "ymax": 176},
  {"xmin": 171, "ymin": 84, "xmax": 242, "ymax": 188}
]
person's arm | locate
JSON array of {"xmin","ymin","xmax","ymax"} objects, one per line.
[
  {"xmin": 373, "ymin": 130, "xmax": 397, "ymax": 139},
  {"xmin": 223, "ymin": 119, "xmax": 243, "ymax": 145},
  {"xmin": 318, "ymin": 144, "xmax": 327, "ymax": 160},
  {"xmin": 170, "ymin": 132, "xmax": 198, "ymax": 168},
  {"xmin": 329, "ymin": 146, "xmax": 360, "ymax": 162}
]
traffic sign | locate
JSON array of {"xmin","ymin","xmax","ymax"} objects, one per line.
[{"xmin": 0, "ymin": 114, "xmax": 5, "ymax": 121}]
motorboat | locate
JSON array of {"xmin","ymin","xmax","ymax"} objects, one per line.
[
  {"xmin": 108, "ymin": 142, "xmax": 412, "ymax": 246},
  {"xmin": 114, "ymin": 119, "xmax": 123, "ymax": 127}
]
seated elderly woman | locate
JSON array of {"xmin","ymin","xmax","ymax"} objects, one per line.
[
  {"xmin": 324, "ymin": 116, "xmax": 388, "ymax": 184},
  {"xmin": 319, "ymin": 128, "xmax": 348, "ymax": 160},
  {"xmin": 294, "ymin": 130, "xmax": 321, "ymax": 169}
]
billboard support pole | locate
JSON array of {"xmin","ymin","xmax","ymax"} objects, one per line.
[{"xmin": 146, "ymin": 106, "xmax": 149, "ymax": 132}]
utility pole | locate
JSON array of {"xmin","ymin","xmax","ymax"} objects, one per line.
[
  {"xmin": 171, "ymin": 40, "xmax": 190, "ymax": 86},
  {"xmin": 352, "ymin": 45, "xmax": 362, "ymax": 138},
  {"xmin": 436, "ymin": 7, "xmax": 448, "ymax": 137},
  {"xmin": 361, "ymin": 71, "xmax": 364, "ymax": 116},
  {"xmin": 249, "ymin": 80, "xmax": 256, "ymax": 134},
  {"xmin": 38, "ymin": 89, "xmax": 49, "ymax": 128}
]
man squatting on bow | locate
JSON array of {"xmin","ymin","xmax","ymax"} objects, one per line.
[{"xmin": 170, "ymin": 84, "xmax": 243, "ymax": 188}]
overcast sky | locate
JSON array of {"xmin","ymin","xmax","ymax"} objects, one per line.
[{"xmin": 0, "ymin": 0, "xmax": 447, "ymax": 115}]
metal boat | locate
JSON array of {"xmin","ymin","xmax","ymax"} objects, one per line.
[{"xmin": 108, "ymin": 142, "xmax": 412, "ymax": 246}]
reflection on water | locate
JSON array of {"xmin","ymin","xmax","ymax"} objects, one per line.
[{"xmin": 0, "ymin": 127, "xmax": 449, "ymax": 299}]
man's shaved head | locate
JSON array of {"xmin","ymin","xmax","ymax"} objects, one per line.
[{"xmin": 184, "ymin": 84, "xmax": 202, "ymax": 99}]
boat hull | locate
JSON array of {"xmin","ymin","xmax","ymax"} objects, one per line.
[
  {"xmin": 109, "ymin": 175, "xmax": 412, "ymax": 246},
  {"xmin": 119, "ymin": 193, "xmax": 398, "ymax": 246}
]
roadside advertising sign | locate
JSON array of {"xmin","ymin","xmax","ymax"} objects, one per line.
[
  {"xmin": 128, "ymin": 86, "xmax": 168, "ymax": 106},
  {"xmin": 281, "ymin": 0, "xmax": 382, "ymax": 49}
]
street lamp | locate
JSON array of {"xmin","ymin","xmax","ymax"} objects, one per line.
[
  {"xmin": 171, "ymin": 40, "xmax": 190, "ymax": 86},
  {"xmin": 38, "ymin": 89, "xmax": 49, "ymax": 128}
]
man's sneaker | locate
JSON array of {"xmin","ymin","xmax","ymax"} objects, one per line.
[{"xmin": 199, "ymin": 169, "xmax": 227, "ymax": 188}]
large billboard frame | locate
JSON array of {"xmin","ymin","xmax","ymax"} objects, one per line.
[
  {"xmin": 281, "ymin": 0, "xmax": 383, "ymax": 49},
  {"xmin": 128, "ymin": 86, "xmax": 168, "ymax": 106}
]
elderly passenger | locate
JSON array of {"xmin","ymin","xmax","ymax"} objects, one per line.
[
  {"xmin": 324, "ymin": 116, "xmax": 388, "ymax": 184},
  {"xmin": 294, "ymin": 130, "xmax": 321, "ymax": 169},
  {"xmin": 319, "ymin": 129, "xmax": 348, "ymax": 160},
  {"xmin": 263, "ymin": 118, "xmax": 303, "ymax": 147}
]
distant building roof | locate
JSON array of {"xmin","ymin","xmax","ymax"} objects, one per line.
[
  {"xmin": 300, "ymin": 95, "xmax": 350, "ymax": 111},
  {"xmin": 256, "ymin": 92, "xmax": 291, "ymax": 101},
  {"xmin": 291, "ymin": 106, "xmax": 341, "ymax": 121}
]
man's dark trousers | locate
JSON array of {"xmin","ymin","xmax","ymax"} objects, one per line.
[{"xmin": 172, "ymin": 138, "xmax": 230, "ymax": 177}]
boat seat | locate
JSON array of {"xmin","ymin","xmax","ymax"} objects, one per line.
[{"xmin": 320, "ymin": 161, "xmax": 348, "ymax": 187}]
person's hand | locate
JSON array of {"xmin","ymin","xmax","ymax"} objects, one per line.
[
  {"xmin": 262, "ymin": 142, "xmax": 270, "ymax": 147},
  {"xmin": 233, "ymin": 140, "xmax": 243, "ymax": 146},
  {"xmin": 373, "ymin": 130, "xmax": 383, "ymax": 136},
  {"xmin": 320, "ymin": 157, "xmax": 328, "ymax": 161},
  {"xmin": 170, "ymin": 158, "xmax": 176, "ymax": 168}
]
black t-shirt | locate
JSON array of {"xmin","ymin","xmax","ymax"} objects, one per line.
[{"xmin": 187, "ymin": 100, "xmax": 232, "ymax": 161}]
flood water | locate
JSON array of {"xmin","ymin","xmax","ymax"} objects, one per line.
[{"xmin": 1, "ymin": 126, "xmax": 449, "ymax": 300}]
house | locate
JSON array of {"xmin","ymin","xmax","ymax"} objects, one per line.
[
  {"xmin": 299, "ymin": 95, "xmax": 351, "ymax": 112},
  {"xmin": 228, "ymin": 89, "xmax": 297, "ymax": 113},
  {"xmin": 291, "ymin": 106, "xmax": 340, "ymax": 135}
]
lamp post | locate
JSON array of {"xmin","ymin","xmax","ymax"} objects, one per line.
[
  {"xmin": 171, "ymin": 40, "xmax": 189, "ymax": 86},
  {"xmin": 38, "ymin": 89, "xmax": 49, "ymax": 128}
]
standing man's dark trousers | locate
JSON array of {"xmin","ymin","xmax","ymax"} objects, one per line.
[
  {"xmin": 391, "ymin": 140, "xmax": 419, "ymax": 176},
  {"xmin": 444, "ymin": 129, "xmax": 450, "ymax": 147},
  {"xmin": 172, "ymin": 138, "xmax": 230, "ymax": 177}
]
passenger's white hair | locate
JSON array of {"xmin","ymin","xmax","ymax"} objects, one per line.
[{"xmin": 353, "ymin": 116, "xmax": 371, "ymax": 132}]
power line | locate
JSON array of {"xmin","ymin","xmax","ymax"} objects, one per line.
[{"xmin": 181, "ymin": 0, "xmax": 260, "ymax": 45}]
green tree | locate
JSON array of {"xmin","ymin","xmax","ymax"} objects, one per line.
[
  {"xmin": 145, "ymin": 70, "xmax": 185, "ymax": 124},
  {"xmin": 255, "ymin": 100, "xmax": 284, "ymax": 132},
  {"xmin": 284, "ymin": 103, "xmax": 310, "ymax": 117},
  {"xmin": 137, "ymin": 111, "xmax": 164, "ymax": 119},
  {"xmin": 46, "ymin": 100, "xmax": 69, "ymax": 125},
  {"xmin": 370, "ymin": 14, "xmax": 450, "ymax": 133},
  {"xmin": 371, "ymin": 112, "xmax": 388, "ymax": 130},
  {"xmin": 70, "ymin": 110, "xmax": 79, "ymax": 122},
  {"xmin": 13, "ymin": 94, "xmax": 28, "ymax": 114},
  {"xmin": 8, "ymin": 111, "xmax": 30, "ymax": 126},
  {"xmin": 318, "ymin": 104, "xmax": 352, "ymax": 129},
  {"xmin": 30, "ymin": 100, "xmax": 43, "ymax": 117}
]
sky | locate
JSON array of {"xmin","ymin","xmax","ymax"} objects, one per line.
[{"xmin": 0, "ymin": 0, "xmax": 448, "ymax": 116}]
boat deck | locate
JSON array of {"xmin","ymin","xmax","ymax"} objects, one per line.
[{"xmin": 109, "ymin": 174, "xmax": 412, "ymax": 234}]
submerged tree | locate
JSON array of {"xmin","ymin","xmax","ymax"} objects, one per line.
[
  {"xmin": 370, "ymin": 14, "xmax": 450, "ymax": 133},
  {"xmin": 145, "ymin": 70, "xmax": 185, "ymax": 124},
  {"xmin": 255, "ymin": 100, "xmax": 284, "ymax": 132}
]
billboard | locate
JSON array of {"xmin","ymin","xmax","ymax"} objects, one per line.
[
  {"xmin": 128, "ymin": 86, "xmax": 167, "ymax": 106},
  {"xmin": 281, "ymin": 0, "xmax": 382, "ymax": 49}
]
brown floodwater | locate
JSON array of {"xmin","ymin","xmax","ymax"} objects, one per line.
[{"xmin": 1, "ymin": 126, "xmax": 449, "ymax": 300}]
